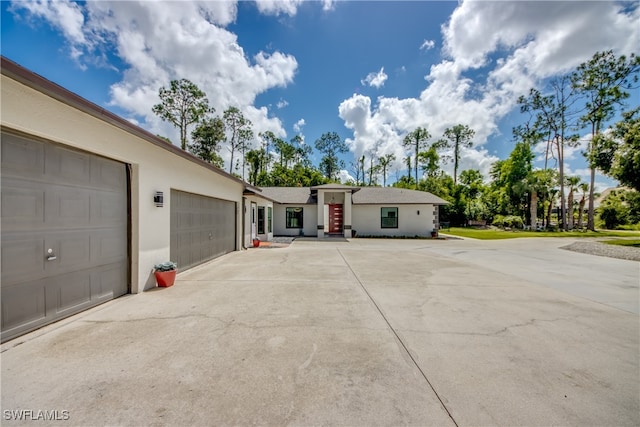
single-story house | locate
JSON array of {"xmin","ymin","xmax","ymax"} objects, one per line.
[
  {"xmin": 259, "ymin": 184, "xmax": 448, "ymax": 238},
  {"xmin": 1, "ymin": 56, "xmax": 446, "ymax": 342}
]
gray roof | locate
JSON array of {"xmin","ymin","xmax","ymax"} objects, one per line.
[
  {"xmin": 352, "ymin": 187, "xmax": 448, "ymax": 205},
  {"xmin": 259, "ymin": 186, "xmax": 448, "ymax": 205},
  {"xmin": 258, "ymin": 187, "xmax": 316, "ymax": 204}
]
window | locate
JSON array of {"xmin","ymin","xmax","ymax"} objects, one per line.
[
  {"xmin": 268, "ymin": 207, "xmax": 272, "ymax": 233},
  {"xmin": 381, "ymin": 207, "xmax": 398, "ymax": 228},
  {"xmin": 286, "ymin": 207, "xmax": 304, "ymax": 228},
  {"xmin": 258, "ymin": 207, "xmax": 265, "ymax": 234}
]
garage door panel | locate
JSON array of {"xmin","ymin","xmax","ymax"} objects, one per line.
[
  {"xmin": 190, "ymin": 231, "xmax": 202, "ymax": 263},
  {"xmin": 176, "ymin": 210, "xmax": 188, "ymax": 228},
  {"xmin": 202, "ymin": 230, "xmax": 214, "ymax": 259},
  {"xmin": 1, "ymin": 184, "xmax": 45, "ymax": 226},
  {"xmin": 1, "ymin": 236, "xmax": 46, "ymax": 287},
  {"xmin": 92, "ymin": 191, "xmax": 127, "ymax": 226},
  {"xmin": 91, "ymin": 262, "xmax": 127, "ymax": 300},
  {"xmin": 53, "ymin": 270, "xmax": 92, "ymax": 315},
  {"xmin": 92, "ymin": 230, "xmax": 127, "ymax": 264},
  {"xmin": 57, "ymin": 234, "xmax": 92, "ymax": 271},
  {"xmin": 92, "ymin": 155, "xmax": 127, "ymax": 191},
  {"xmin": 44, "ymin": 185, "xmax": 91, "ymax": 227},
  {"xmin": 44, "ymin": 143, "xmax": 92, "ymax": 184},
  {"xmin": 1, "ymin": 278, "xmax": 46, "ymax": 335},
  {"xmin": 1, "ymin": 134, "xmax": 45, "ymax": 177},
  {"xmin": 173, "ymin": 231, "xmax": 190, "ymax": 270}
]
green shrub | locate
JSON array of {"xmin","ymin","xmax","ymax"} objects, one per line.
[
  {"xmin": 493, "ymin": 215, "xmax": 524, "ymax": 229},
  {"xmin": 504, "ymin": 215, "xmax": 524, "ymax": 229},
  {"xmin": 492, "ymin": 215, "xmax": 505, "ymax": 228},
  {"xmin": 599, "ymin": 205, "xmax": 627, "ymax": 229}
]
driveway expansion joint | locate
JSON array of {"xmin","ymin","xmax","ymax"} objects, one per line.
[{"xmin": 336, "ymin": 248, "xmax": 460, "ymax": 427}]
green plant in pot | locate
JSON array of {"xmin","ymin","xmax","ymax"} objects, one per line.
[{"xmin": 154, "ymin": 261, "xmax": 177, "ymax": 287}]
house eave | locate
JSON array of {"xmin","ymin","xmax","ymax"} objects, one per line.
[{"xmin": 1, "ymin": 56, "xmax": 247, "ymax": 188}]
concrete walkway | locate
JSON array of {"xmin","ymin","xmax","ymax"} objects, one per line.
[{"xmin": 2, "ymin": 238, "xmax": 638, "ymax": 426}]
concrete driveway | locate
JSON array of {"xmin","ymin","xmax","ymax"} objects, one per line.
[{"xmin": 2, "ymin": 238, "xmax": 638, "ymax": 426}]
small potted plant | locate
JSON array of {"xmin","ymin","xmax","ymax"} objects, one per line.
[
  {"xmin": 252, "ymin": 237, "xmax": 260, "ymax": 247},
  {"xmin": 154, "ymin": 261, "xmax": 177, "ymax": 287}
]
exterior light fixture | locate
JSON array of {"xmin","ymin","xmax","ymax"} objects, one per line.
[{"xmin": 154, "ymin": 191, "xmax": 164, "ymax": 207}]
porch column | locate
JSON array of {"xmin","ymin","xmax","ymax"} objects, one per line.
[
  {"xmin": 343, "ymin": 191, "xmax": 352, "ymax": 238},
  {"xmin": 317, "ymin": 190, "xmax": 325, "ymax": 238}
]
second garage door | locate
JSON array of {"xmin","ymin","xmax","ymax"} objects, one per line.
[{"xmin": 170, "ymin": 190, "xmax": 236, "ymax": 271}]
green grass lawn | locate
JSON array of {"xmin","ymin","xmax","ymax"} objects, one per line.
[
  {"xmin": 441, "ymin": 227, "xmax": 640, "ymax": 240},
  {"xmin": 602, "ymin": 239, "xmax": 640, "ymax": 248}
]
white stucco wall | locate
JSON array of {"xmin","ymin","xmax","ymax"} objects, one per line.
[
  {"xmin": 351, "ymin": 204, "xmax": 437, "ymax": 237},
  {"xmin": 272, "ymin": 204, "xmax": 318, "ymax": 237},
  {"xmin": 1, "ymin": 74, "xmax": 245, "ymax": 293}
]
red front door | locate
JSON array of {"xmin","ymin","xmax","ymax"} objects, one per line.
[{"xmin": 328, "ymin": 204, "xmax": 343, "ymax": 234}]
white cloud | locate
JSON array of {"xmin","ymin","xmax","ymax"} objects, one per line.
[
  {"xmin": 339, "ymin": 1, "xmax": 638, "ymax": 182},
  {"xmin": 293, "ymin": 118, "xmax": 306, "ymax": 133},
  {"xmin": 420, "ymin": 39, "xmax": 435, "ymax": 50},
  {"xmin": 12, "ymin": 0, "xmax": 86, "ymax": 45},
  {"xmin": 322, "ymin": 0, "xmax": 336, "ymax": 12},
  {"xmin": 338, "ymin": 169, "xmax": 355, "ymax": 184},
  {"xmin": 361, "ymin": 67, "xmax": 388, "ymax": 89},
  {"xmin": 276, "ymin": 99, "xmax": 289, "ymax": 109},
  {"xmin": 12, "ymin": 0, "xmax": 298, "ymax": 166},
  {"xmin": 254, "ymin": 0, "xmax": 303, "ymax": 17},
  {"xmin": 451, "ymin": 146, "xmax": 500, "ymax": 182}
]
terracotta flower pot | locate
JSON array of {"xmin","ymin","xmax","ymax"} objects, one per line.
[
  {"xmin": 253, "ymin": 238, "xmax": 260, "ymax": 247},
  {"xmin": 155, "ymin": 270, "xmax": 176, "ymax": 287}
]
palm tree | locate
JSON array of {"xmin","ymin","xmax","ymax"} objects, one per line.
[
  {"xmin": 526, "ymin": 169, "xmax": 555, "ymax": 230},
  {"xmin": 565, "ymin": 176, "xmax": 581, "ymax": 229},
  {"xmin": 439, "ymin": 124, "xmax": 475, "ymax": 185},
  {"xmin": 576, "ymin": 182, "xmax": 589, "ymax": 229},
  {"xmin": 403, "ymin": 127, "xmax": 431, "ymax": 187},
  {"xmin": 378, "ymin": 153, "xmax": 396, "ymax": 187},
  {"xmin": 547, "ymin": 188, "xmax": 559, "ymax": 228}
]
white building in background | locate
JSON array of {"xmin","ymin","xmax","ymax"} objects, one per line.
[{"xmin": 260, "ymin": 184, "xmax": 447, "ymax": 238}]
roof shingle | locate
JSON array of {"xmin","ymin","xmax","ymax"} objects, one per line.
[
  {"xmin": 258, "ymin": 187, "xmax": 317, "ymax": 204},
  {"xmin": 352, "ymin": 187, "xmax": 448, "ymax": 205}
]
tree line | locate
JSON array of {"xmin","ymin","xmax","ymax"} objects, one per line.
[
  {"xmin": 152, "ymin": 50, "xmax": 639, "ymax": 230},
  {"xmin": 152, "ymin": 79, "xmax": 347, "ymax": 186},
  {"xmin": 392, "ymin": 50, "xmax": 639, "ymax": 230}
]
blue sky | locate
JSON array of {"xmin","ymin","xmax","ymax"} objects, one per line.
[{"xmin": 2, "ymin": 1, "xmax": 638, "ymax": 189}]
